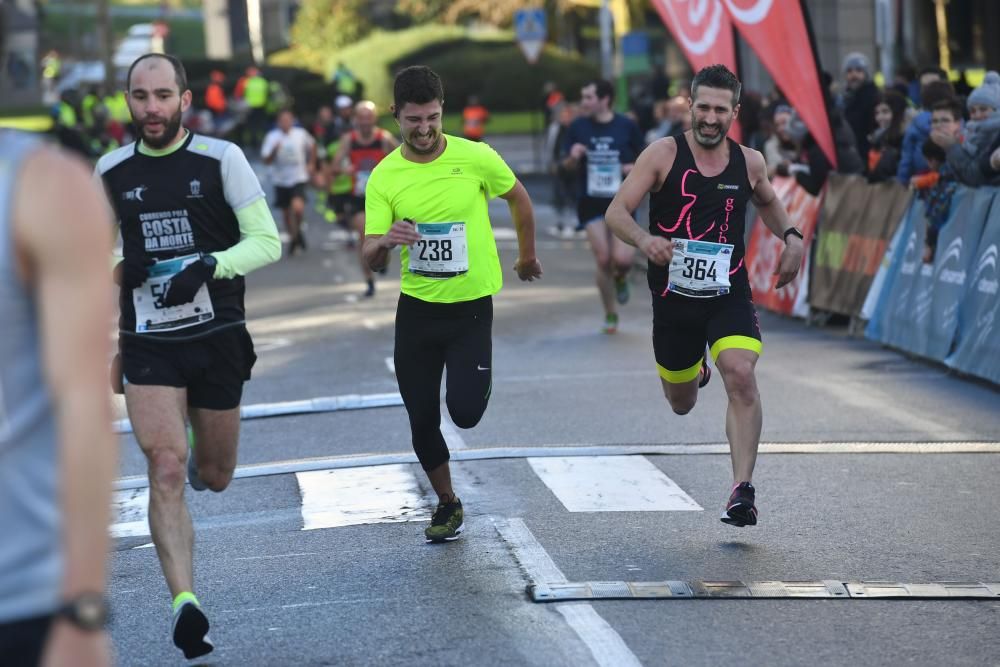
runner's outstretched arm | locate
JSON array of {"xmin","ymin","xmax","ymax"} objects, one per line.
[
  {"xmin": 744, "ymin": 148, "xmax": 803, "ymax": 288},
  {"xmin": 17, "ymin": 148, "xmax": 116, "ymax": 665},
  {"xmin": 606, "ymin": 138, "xmax": 676, "ymax": 267},
  {"xmin": 499, "ymin": 180, "xmax": 542, "ymax": 281}
]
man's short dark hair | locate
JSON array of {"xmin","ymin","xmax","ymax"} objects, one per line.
[
  {"xmin": 692, "ymin": 64, "xmax": 741, "ymax": 107},
  {"xmin": 921, "ymin": 80, "xmax": 956, "ymax": 110},
  {"xmin": 393, "ymin": 66, "xmax": 444, "ymax": 115},
  {"xmin": 918, "ymin": 66, "xmax": 948, "ymax": 81},
  {"xmin": 126, "ymin": 53, "xmax": 188, "ymax": 93},
  {"xmin": 930, "ymin": 98, "xmax": 963, "ymax": 121},
  {"xmin": 585, "ymin": 79, "xmax": 615, "ymax": 104}
]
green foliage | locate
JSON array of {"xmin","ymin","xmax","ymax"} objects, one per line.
[
  {"xmin": 288, "ymin": 0, "xmax": 373, "ymax": 53},
  {"xmin": 395, "ymin": 42, "xmax": 599, "ymax": 112},
  {"xmin": 271, "ymin": 23, "xmax": 596, "ymax": 114}
]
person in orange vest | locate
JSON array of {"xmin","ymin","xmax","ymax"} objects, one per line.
[
  {"xmin": 462, "ymin": 96, "xmax": 489, "ymax": 142},
  {"xmin": 204, "ymin": 70, "xmax": 227, "ymax": 133}
]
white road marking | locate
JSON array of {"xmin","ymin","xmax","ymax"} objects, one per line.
[
  {"xmin": 111, "ymin": 488, "xmax": 149, "ymax": 538},
  {"xmin": 344, "ymin": 294, "xmax": 359, "ymax": 303},
  {"xmin": 233, "ymin": 552, "xmax": 321, "ymax": 561},
  {"xmin": 363, "ymin": 318, "xmax": 377, "ymax": 330},
  {"xmin": 296, "ymin": 465, "xmax": 434, "ymax": 530},
  {"xmin": 529, "ymin": 455, "xmax": 701, "ymax": 512},
  {"xmin": 494, "ymin": 518, "xmax": 642, "ymax": 667},
  {"xmin": 253, "ymin": 337, "xmax": 292, "ymax": 352},
  {"xmin": 113, "ymin": 392, "xmax": 403, "ymax": 434},
  {"xmin": 114, "ymin": 442, "xmax": 1000, "ymax": 491},
  {"xmin": 384, "ymin": 356, "xmax": 395, "ymax": 374}
]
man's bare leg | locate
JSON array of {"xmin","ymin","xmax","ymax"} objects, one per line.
[
  {"xmin": 188, "ymin": 406, "xmax": 241, "ymax": 493},
  {"xmin": 585, "ymin": 219, "xmax": 616, "ymax": 319},
  {"xmin": 715, "ymin": 349, "xmax": 762, "ymax": 483},
  {"xmin": 125, "ymin": 384, "xmax": 193, "ymax": 597}
]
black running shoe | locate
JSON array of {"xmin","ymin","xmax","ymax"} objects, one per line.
[
  {"xmin": 720, "ymin": 481, "xmax": 757, "ymax": 527},
  {"xmin": 172, "ymin": 601, "xmax": 214, "ymax": 660}
]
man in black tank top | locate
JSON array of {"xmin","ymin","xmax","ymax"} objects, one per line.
[{"xmin": 605, "ymin": 65, "xmax": 806, "ymax": 528}]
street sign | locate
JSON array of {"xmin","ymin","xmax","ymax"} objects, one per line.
[{"xmin": 515, "ymin": 8, "xmax": 546, "ymax": 65}]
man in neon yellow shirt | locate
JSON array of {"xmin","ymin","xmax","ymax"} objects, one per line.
[{"xmin": 363, "ymin": 66, "xmax": 542, "ymax": 543}]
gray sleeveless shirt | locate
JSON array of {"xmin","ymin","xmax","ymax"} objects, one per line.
[{"xmin": 0, "ymin": 130, "xmax": 61, "ymax": 623}]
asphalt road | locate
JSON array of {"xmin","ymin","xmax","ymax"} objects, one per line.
[{"xmin": 108, "ymin": 173, "xmax": 1000, "ymax": 666}]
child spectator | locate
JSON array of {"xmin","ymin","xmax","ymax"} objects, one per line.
[
  {"xmin": 943, "ymin": 71, "xmax": 1000, "ymax": 186},
  {"xmin": 913, "ymin": 138, "xmax": 958, "ymax": 263},
  {"xmin": 866, "ymin": 90, "xmax": 908, "ymax": 182},
  {"xmin": 897, "ymin": 79, "xmax": 956, "ymax": 183}
]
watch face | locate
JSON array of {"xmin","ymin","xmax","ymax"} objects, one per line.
[{"xmin": 64, "ymin": 593, "xmax": 108, "ymax": 630}]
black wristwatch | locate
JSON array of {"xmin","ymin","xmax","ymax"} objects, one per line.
[
  {"xmin": 57, "ymin": 593, "xmax": 109, "ymax": 631},
  {"xmin": 201, "ymin": 253, "xmax": 218, "ymax": 272},
  {"xmin": 783, "ymin": 227, "xmax": 804, "ymax": 243}
]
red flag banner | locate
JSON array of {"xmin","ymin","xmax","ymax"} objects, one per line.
[
  {"xmin": 746, "ymin": 176, "xmax": 821, "ymax": 316},
  {"xmin": 650, "ymin": 0, "xmax": 741, "ymax": 141},
  {"xmin": 723, "ymin": 0, "xmax": 836, "ymax": 168}
]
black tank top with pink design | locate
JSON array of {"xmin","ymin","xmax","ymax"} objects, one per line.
[{"xmin": 647, "ymin": 134, "xmax": 753, "ymax": 297}]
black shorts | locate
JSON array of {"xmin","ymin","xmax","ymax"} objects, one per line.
[
  {"xmin": 577, "ymin": 196, "xmax": 612, "ymax": 228},
  {"xmin": 328, "ymin": 193, "xmax": 364, "ymax": 219},
  {"xmin": 652, "ymin": 290, "xmax": 762, "ymax": 384},
  {"xmin": 274, "ymin": 182, "xmax": 307, "ymax": 209},
  {"xmin": 0, "ymin": 614, "xmax": 52, "ymax": 667},
  {"xmin": 120, "ymin": 325, "xmax": 257, "ymax": 410}
]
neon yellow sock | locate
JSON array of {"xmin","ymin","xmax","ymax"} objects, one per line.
[{"xmin": 172, "ymin": 591, "xmax": 199, "ymax": 613}]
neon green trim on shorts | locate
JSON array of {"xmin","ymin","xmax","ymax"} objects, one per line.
[
  {"xmin": 710, "ymin": 335, "xmax": 763, "ymax": 361},
  {"xmin": 172, "ymin": 591, "xmax": 200, "ymax": 613},
  {"xmin": 657, "ymin": 358, "xmax": 703, "ymax": 384}
]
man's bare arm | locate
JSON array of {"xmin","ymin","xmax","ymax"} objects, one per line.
[
  {"xmin": 606, "ymin": 138, "xmax": 676, "ymax": 265},
  {"xmin": 744, "ymin": 147, "xmax": 803, "ymax": 288},
  {"xmin": 15, "ymin": 149, "xmax": 117, "ymax": 602},
  {"xmin": 499, "ymin": 180, "xmax": 542, "ymax": 281}
]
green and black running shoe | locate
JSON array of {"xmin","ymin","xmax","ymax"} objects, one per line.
[{"xmin": 424, "ymin": 498, "xmax": 464, "ymax": 543}]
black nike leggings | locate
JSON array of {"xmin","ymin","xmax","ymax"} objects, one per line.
[{"xmin": 393, "ymin": 294, "xmax": 493, "ymax": 471}]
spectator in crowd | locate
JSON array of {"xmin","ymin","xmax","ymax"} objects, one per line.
[
  {"xmin": 763, "ymin": 104, "xmax": 799, "ymax": 179},
  {"xmin": 541, "ymin": 81, "xmax": 564, "ymax": 126},
  {"xmin": 644, "ymin": 95, "xmax": 689, "ymax": 143},
  {"xmin": 940, "ymin": 72, "xmax": 1000, "ymax": 187},
  {"xmin": 822, "ymin": 70, "xmax": 865, "ymax": 175},
  {"xmin": 462, "ymin": 96, "xmax": 489, "ymax": 142},
  {"xmin": 867, "ymin": 90, "xmax": 909, "ymax": 183},
  {"xmin": 897, "ymin": 79, "xmax": 956, "ymax": 184},
  {"xmin": 204, "ymin": 70, "xmax": 227, "ymax": 132},
  {"xmin": 913, "ymin": 138, "xmax": 958, "ymax": 263},
  {"xmin": 981, "ymin": 135, "xmax": 1000, "ymax": 185},
  {"xmin": 544, "ymin": 102, "xmax": 579, "ymax": 236},
  {"xmin": 739, "ymin": 90, "xmax": 766, "ymax": 151},
  {"xmin": 841, "ymin": 52, "xmax": 880, "ymax": 161},
  {"xmin": 914, "ymin": 66, "xmax": 948, "ymax": 105}
]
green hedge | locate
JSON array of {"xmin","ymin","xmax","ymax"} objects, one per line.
[{"xmin": 393, "ymin": 42, "xmax": 598, "ymax": 112}]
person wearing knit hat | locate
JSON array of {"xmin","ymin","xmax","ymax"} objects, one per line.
[
  {"xmin": 943, "ymin": 71, "xmax": 1000, "ymax": 186},
  {"xmin": 841, "ymin": 51, "xmax": 879, "ymax": 161},
  {"xmin": 967, "ymin": 71, "xmax": 1000, "ymax": 121}
]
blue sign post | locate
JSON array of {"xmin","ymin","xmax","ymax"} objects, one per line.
[{"xmin": 515, "ymin": 8, "xmax": 547, "ymax": 65}]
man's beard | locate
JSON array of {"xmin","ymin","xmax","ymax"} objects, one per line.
[
  {"xmin": 405, "ymin": 130, "xmax": 441, "ymax": 155},
  {"xmin": 137, "ymin": 106, "xmax": 183, "ymax": 149},
  {"xmin": 692, "ymin": 120, "xmax": 727, "ymax": 147}
]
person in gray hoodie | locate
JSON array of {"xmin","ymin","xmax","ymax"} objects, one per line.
[{"xmin": 937, "ymin": 71, "xmax": 1000, "ymax": 186}]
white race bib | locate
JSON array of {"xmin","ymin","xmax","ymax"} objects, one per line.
[
  {"xmin": 668, "ymin": 239, "xmax": 734, "ymax": 298},
  {"xmin": 132, "ymin": 254, "xmax": 215, "ymax": 332},
  {"xmin": 408, "ymin": 222, "xmax": 468, "ymax": 278},
  {"xmin": 353, "ymin": 170, "xmax": 371, "ymax": 196},
  {"xmin": 586, "ymin": 162, "xmax": 621, "ymax": 198}
]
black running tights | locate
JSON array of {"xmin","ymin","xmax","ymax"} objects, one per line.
[{"xmin": 393, "ymin": 294, "xmax": 493, "ymax": 471}]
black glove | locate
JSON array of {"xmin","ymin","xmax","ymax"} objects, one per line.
[
  {"xmin": 160, "ymin": 256, "xmax": 216, "ymax": 307},
  {"xmin": 116, "ymin": 253, "xmax": 155, "ymax": 290}
]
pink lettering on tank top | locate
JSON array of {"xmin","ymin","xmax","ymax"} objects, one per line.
[{"xmin": 656, "ymin": 169, "xmax": 714, "ymax": 240}]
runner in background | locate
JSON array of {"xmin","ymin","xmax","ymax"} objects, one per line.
[
  {"xmin": 262, "ymin": 109, "xmax": 317, "ymax": 255},
  {"xmin": 330, "ymin": 101, "xmax": 398, "ymax": 297}
]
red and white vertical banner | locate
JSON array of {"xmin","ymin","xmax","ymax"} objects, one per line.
[
  {"xmin": 650, "ymin": 0, "xmax": 741, "ymax": 141},
  {"xmin": 723, "ymin": 0, "xmax": 836, "ymax": 167}
]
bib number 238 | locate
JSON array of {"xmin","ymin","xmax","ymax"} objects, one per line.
[{"xmin": 408, "ymin": 222, "xmax": 468, "ymax": 278}]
